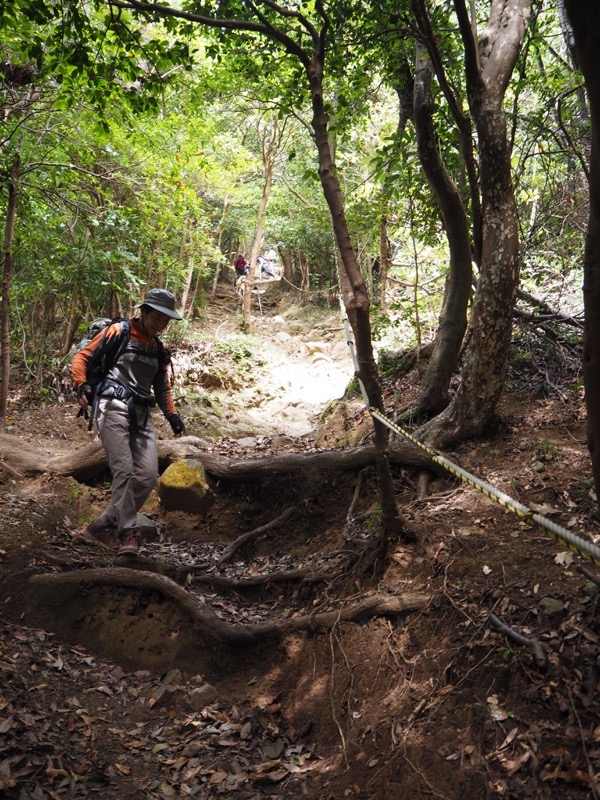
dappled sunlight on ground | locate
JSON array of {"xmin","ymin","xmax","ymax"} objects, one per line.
[{"xmin": 242, "ymin": 353, "xmax": 355, "ymax": 437}]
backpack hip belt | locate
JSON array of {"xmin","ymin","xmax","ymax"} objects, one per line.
[
  {"xmin": 99, "ymin": 380, "xmax": 155, "ymax": 434},
  {"xmin": 99, "ymin": 379, "xmax": 155, "ymax": 407}
]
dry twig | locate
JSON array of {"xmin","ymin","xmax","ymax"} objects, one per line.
[{"xmin": 488, "ymin": 612, "xmax": 547, "ymax": 668}]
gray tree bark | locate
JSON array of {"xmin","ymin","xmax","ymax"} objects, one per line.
[
  {"xmin": 418, "ymin": 0, "xmax": 532, "ymax": 448},
  {"xmin": 0, "ymin": 151, "xmax": 19, "ymax": 421}
]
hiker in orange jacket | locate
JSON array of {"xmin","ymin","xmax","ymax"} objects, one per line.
[{"xmin": 72, "ymin": 288, "xmax": 185, "ymax": 555}]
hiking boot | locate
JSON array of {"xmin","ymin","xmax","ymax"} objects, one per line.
[
  {"xmin": 119, "ymin": 529, "xmax": 143, "ymax": 555},
  {"xmin": 83, "ymin": 519, "xmax": 119, "ymax": 551}
]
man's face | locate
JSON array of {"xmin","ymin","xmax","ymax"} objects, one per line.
[{"xmin": 143, "ymin": 308, "xmax": 171, "ymax": 336}]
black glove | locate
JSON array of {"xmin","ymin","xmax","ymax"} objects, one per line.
[
  {"xmin": 76, "ymin": 383, "xmax": 93, "ymax": 403},
  {"xmin": 169, "ymin": 413, "xmax": 185, "ymax": 436}
]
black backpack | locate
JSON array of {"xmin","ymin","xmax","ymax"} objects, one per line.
[
  {"xmin": 74, "ymin": 317, "xmax": 131, "ymax": 391},
  {"xmin": 74, "ymin": 317, "xmax": 171, "ymax": 428},
  {"xmin": 75, "ymin": 316, "xmax": 170, "ymax": 384},
  {"xmin": 74, "ymin": 318, "xmax": 114, "ymax": 353},
  {"xmin": 73, "ymin": 318, "xmax": 131, "ymax": 428}
]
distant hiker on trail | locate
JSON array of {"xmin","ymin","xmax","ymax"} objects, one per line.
[
  {"xmin": 72, "ymin": 288, "xmax": 186, "ymax": 556},
  {"xmin": 258, "ymin": 255, "xmax": 276, "ymax": 279},
  {"xmin": 234, "ymin": 253, "xmax": 249, "ymax": 280}
]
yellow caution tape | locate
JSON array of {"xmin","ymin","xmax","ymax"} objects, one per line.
[
  {"xmin": 338, "ymin": 295, "xmax": 600, "ymax": 567},
  {"xmin": 370, "ymin": 408, "xmax": 600, "ymax": 568}
]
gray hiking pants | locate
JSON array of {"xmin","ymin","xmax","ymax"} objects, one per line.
[{"xmin": 96, "ymin": 398, "xmax": 158, "ymax": 533}]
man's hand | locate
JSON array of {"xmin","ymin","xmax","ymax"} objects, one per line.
[
  {"xmin": 76, "ymin": 383, "xmax": 93, "ymax": 411},
  {"xmin": 169, "ymin": 413, "xmax": 185, "ymax": 437}
]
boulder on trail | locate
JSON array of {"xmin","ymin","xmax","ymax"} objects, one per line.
[{"xmin": 158, "ymin": 459, "xmax": 215, "ymax": 514}]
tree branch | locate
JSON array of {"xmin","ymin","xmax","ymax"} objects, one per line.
[
  {"xmin": 108, "ymin": 0, "xmax": 312, "ymax": 67},
  {"xmin": 218, "ymin": 506, "xmax": 297, "ymax": 563}
]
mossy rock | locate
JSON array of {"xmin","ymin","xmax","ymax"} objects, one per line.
[{"xmin": 158, "ymin": 459, "xmax": 215, "ymax": 515}]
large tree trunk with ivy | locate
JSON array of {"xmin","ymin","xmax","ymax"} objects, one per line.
[
  {"xmin": 412, "ymin": 0, "xmax": 483, "ymax": 267},
  {"xmin": 562, "ymin": 0, "xmax": 600, "ymax": 498},
  {"xmin": 418, "ymin": 0, "xmax": 532, "ymax": 448}
]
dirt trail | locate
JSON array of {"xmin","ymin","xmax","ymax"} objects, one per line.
[
  {"xmin": 201, "ymin": 302, "xmax": 356, "ymax": 439},
  {"xmin": 239, "ymin": 330, "xmax": 354, "ymax": 437},
  {"xmin": 1, "ymin": 294, "xmax": 598, "ymax": 800}
]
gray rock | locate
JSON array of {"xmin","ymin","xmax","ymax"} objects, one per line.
[
  {"xmin": 161, "ymin": 668, "xmax": 183, "ymax": 686},
  {"xmin": 539, "ymin": 596, "xmax": 565, "ymax": 615},
  {"xmin": 136, "ymin": 513, "xmax": 156, "ymax": 536},
  {"xmin": 149, "ymin": 684, "xmax": 179, "ymax": 708},
  {"xmin": 236, "ymin": 436, "xmax": 261, "ymax": 447},
  {"xmin": 186, "ymin": 683, "xmax": 218, "ymax": 710}
]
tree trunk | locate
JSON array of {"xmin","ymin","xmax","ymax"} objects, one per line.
[
  {"xmin": 306, "ymin": 58, "xmax": 404, "ymax": 540},
  {"xmin": 379, "ymin": 67, "xmax": 415, "ymax": 311},
  {"xmin": 59, "ymin": 285, "xmax": 82, "ymax": 358},
  {"xmin": 562, "ymin": 1, "xmax": 600, "ymax": 497},
  {"xmin": 379, "ymin": 216, "xmax": 390, "ymax": 310},
  {"xmin": 411, "ymin": 0, "xmax": 483, "ymax": 267},
  {"xmin": 211, "ymin": 196, "xmax": 230, "ymax": 299},
  {"xmin": 300, "ymin": 252, "xmax": 310, "ymax": 303},
  {"xmin": 180, "ymin": 229, "xmax": 194, "ymax": 316},
  {"xmin": 413, "ymin": 44, "xmax": 472, "ymax": 415},
  {"xmin": 279, "ymin": 246, "xmax": 293, "ymax": 286},
  {"xmin": 0, "ymin": 151, "xmax": 20, "ymax": 421},
  {"xmin": 242, "ymin": 124, "xmax": 276, "ymax": 330},
  {"xmin": 419, "ymin": 0, "xmax": 532, "ymax": 448}
]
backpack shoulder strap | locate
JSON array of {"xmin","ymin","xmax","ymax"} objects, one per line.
[
  {"xmin": 111, "ymin": 318, "xmax": 130, "ymax": 362},
  {"xmin": 155, "ymin": 335, "xmax": 170, "ymax": 365},
  {"xmin": 98, "ymin": 318, "xmax": 130, "ymax": 374},
  {"xmin": 155, "ymin": 335, "xmax": 175, "ymax": 384}
]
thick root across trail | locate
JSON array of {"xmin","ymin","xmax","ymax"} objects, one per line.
[
  {"xmin": 0, "ymin": 432, "xmax": 436, "ymax": 482},
  {"xmin": 29, "ymin": 568, "xmax": 429, "ymax": 644}
]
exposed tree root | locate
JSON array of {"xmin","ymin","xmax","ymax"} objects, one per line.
[
  {"xmin": 342, "ymin": 506, "xmax": 420, "ymax": 584},
  {"xmin": 417, "ymin": 470, "xmax": 434, "ymax": 500},
  {"xmin": 218, "ymin": 506, "xmax": 297, "ymax": 563},
  {"xmin": 28, "ymin": 568, "xmax": 429, "ymax": 644},
  {"xmin": 577, "ymin": 564, "xmax": 600, "ymax": 586},
  {"xmin": 347, "ymin": 532, "xmax": 391, "ymax": 583},
  {"xmin": 38, "ymin": 549, "xmax": 180, "ymax": 579},
  {"xmin": 0, "ymin": 432, "xmax": 437, "ymax": 483},
  {"xmin": 488, "ymin": 612, "xmax": 547, "ymax": 668},
  {"xmin": 342, "ymin": 471, "xmax": 367, "ymax": 542},
  {"xmin": 39, "ymin": 549, "xmax": 331, "ymax": 589},
  {"xmin": 191, "ymin": 567, "xmax": 330, "ymax": 590}
]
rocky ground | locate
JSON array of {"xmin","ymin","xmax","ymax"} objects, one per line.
[{"xmin": 0, "ymin": 284, "xmax": 599, "ymax": 799}]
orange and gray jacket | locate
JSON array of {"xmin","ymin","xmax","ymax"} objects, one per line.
[{"xmin": 72, "ymin": 318, "xmax": 176, "ymax": 419}]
